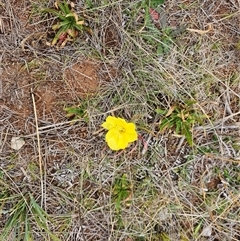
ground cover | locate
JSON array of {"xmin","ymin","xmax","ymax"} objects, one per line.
[{"xmin": 0, "ymin": 0, "xmax": 240, "ymax": 240}]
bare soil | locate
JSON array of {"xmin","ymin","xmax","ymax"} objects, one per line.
[{"xmin": 0, "ymin": 0, "xmax": 118, "ymax": 135}]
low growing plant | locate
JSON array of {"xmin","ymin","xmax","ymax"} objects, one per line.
[
  {"xmin": 113, "ymin": 174, "xmax": 132, "ymax": 213},
  {"xmin": 0, "ymin": 193, "xmax": 61, "ymax": 241},
  {"xmin": 42, "ymin": 0, "xmax": 91, "ymax": 46},
  {"xmin": 64, "ymin": 103, "xmax": 89, "ymax": 122},
  {"xmin": 112, "ymin": 174, "xmax": 132, "ymax": 227},
  {"xmin": 156, "ymin": 100, "xmax": 206, "ymax": 146}
]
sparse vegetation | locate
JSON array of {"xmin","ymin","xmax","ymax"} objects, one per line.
[
  {"xmin": 42, "ymin": 0, "xmax": 90, "ymax": 46},
  {"xmin": 156, "ymin": 100, "xmax": 207, "ymax": 146},
  {"xmin": 0, "ymin": 0, "xmax": 240, "ymax": 240}
]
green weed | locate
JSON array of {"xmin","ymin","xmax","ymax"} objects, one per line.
[
  {"xmin": 64, "ymin": 103, "xmax": 89, "ymax": 122},
  {"xmin": 0, "ymin": 192, "xmax": 61, "ymax": 241},
  {"xmin": 42, "ymin": 1, "xmax": 91, "ymax": 46},
  {"xmin": 111, "ymin": 174, "xmax": 132, "ymax": 227},
  {"xmin": 112, "ymin": 174, "xmax": 132, "ymax": 213},
  {"xmin": 139, "ymin": 0, "xmax": 176, "ymax": 55},
  {"xmin": 144, "ymin": 0, "xmax": 165, "ymax": 8},
  {"xmin": 156, "ymin": 100, "xmax": 207, "ymax": 146}
]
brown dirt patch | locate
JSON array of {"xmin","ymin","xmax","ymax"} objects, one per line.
[
  {"xmin": 0, "ymin": 59, "xmax": 101, "ymax": 134},
  {"xmin": 0, "ymin": 0, "xmax": 119, "ymax": 134},
  {"xmin": 64, "ymin": 60, "xmax": 101, "ymax": 99}
]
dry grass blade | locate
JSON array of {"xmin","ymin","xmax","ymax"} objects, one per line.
[
  {"xmin": 31, "ymin": 89, "xmax": 44, "ymax": 208},
  {"xmin": 186, "ymin": 23, "xmax": 213, "ymax": 35}
]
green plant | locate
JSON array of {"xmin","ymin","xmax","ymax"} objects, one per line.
[
  {"xmin": 111, "ymin": 174, "xmax": 132, "ymax": 228},
  {"xmin": 156, "ymin": 100, "xmax": 206, "ymax": 146},
  {"xmin": 144, "ymin": 0, "xmax": 165, "ymax": 8},
  {"xmin": 0, "ymin": 193, "xmax": 61, "ymax": 241},
  {"xmin": 64, "ymin": 103, "xmax": 89, "ymax": 122},
  {"xmin": 125, "ymin": 0, "xmax": 165, "ymax": 28},
  {"xmin": 140, "ymin": 0, "xmax": 165, "ymax": 30},
  {"xmin": 42, "ymin": 1, "xmax": 90, "ymax": 46},
  {"xmin": 112, "ymin": 174, "xmax": 132, "ymax": 213},
  {"xmin": 141, "ymin": 26, "xmax": 175, "ymax": 55},
  {"xmin": 139, "ymin": 0, "xmax": 179, "ymax": 55}
]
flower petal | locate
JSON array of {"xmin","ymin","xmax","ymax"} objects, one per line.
[
  {"xmin": 106, "ymin": 130, "xmax": 120, "ymax": 150},
  {"xmin": 123, "ymin": 123, "xmax": 138, "ymax": 142},
  {"xmin": 125, "ymin": 123, "xmax": 137, "ymax": 133},
  {"xmin": 107, "ymin": 137, "xmax": 120, "ymax": 150},
  {"xmin": 106, "ymin": 129, "xmax": 128, "ymax": 150},
  {"xmin": 102, "ymin": 116, "xmax": 117, "ymax": 130},
  {"xmin": 123, "ymin": 131, "xmax": 138, "ymax": 143},
  {"xmin": 105, "ymin": 129, "xmax": 116, "ymax": 141},
  {"xmin": 116, "ymin": 117, "xmax": 128, "ymax": 126},
  {"xmin": 116, "ymin": 136, "xmax": 129, "ymax": 150}
]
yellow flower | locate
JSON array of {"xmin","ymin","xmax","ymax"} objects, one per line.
[{"xmin": 102, "ymin": 116, "xmax": 138, "ymax": 151}]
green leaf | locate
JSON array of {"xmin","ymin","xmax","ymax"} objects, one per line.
[
  {"xmin": 113, "ymin": 174, "xmax": 131, "ymax": 212},
  {"xmin": 85, "ymin": 0, "xmax": 93, "ymax": 8},
  {"xmin": 182, "ymin": 123, "xmax": 193, "ymax": 146},
  {"xmin": 159, "ymin": 232, "xmax": 170, "ymax": 241},
  {"xmin": 157, "ymin": 43, "xmax": 163, "ymax": 55},
  {"xmin": 64, "ymin": 105, "xmax": 87, "ymax": 119},
  {"xmin": 159, "ymin": 118, "xmax": 171, "ymax": 131},
  {"xmin": 194, "ymin": 220, "xmax": 203, "ymax": 237},
  {"xmin": 148, "ymin": 0, "xmax": 165, "ymax": 8},
  {"xmin": 74, "ymin": 24, "xmax": 83, "ymax": 32},
  {"xmin": 185, "ymin": 99, "xmax": 197, "ymax": 106},
  {"xmin": 0, "ymin": 198, "xmax": 27, "ymax": 239},
  {"xmin": 30, "ymin": 196, "xmax": 61, "ymax": 241},
  {"xmin": 58, "ymin": 2, "xmax": 71, "ymax": 15},
  {"xmin": 52, "ymin": 20, "xmax": 71, "ymax": 30},
  {"xmin": 24, "ymin": 216, "xmax": 33, "ymax": 241},
  {"xmin": 42, "ymin": 8, "xmax": 66, "ymax": 21},
  {"xmin": 63, "ymin": 1, "xmax": 71, "ymax": 14},
  {"xmin": 156, "ymin": 108, "xmax": 167, "ymax": 115},
  {"xmin": 175, "ymin": 119, "xmax": 182, "ymax": 134},
  {"xmin": 65, "ymin": 12, "xmax": 76, "ymax": 18},
  {"xmin": 52, "ymin": 24, "xmax": 70, "ymax": 45},
  {"xmin": 144, "ymin": 5, "xmax": 151, "ymax": 27}
]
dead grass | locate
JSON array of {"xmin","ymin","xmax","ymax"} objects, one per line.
[{"xmin": 0, "ymin": 0, "xmax": 240, "ymax": 240}]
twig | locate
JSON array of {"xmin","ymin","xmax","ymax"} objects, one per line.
[
  {"xmin": 0, "ymin": 50, "xmax": 4, "ymax": 99},
  {"xmin": 0, "ymin": 127, "xmax": 9, "ymax": 153},
  {"xmin": 0, "ymin": 73, "xmax": 2, "ymax": 99},
  {"xmin": 31, "ymin": 89, "xmax": 44, "ymax": 208}
]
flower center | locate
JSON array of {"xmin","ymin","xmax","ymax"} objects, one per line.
[{"xmin": 117, "ymin": 127, "xmax": 125, "ymax": 134}]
